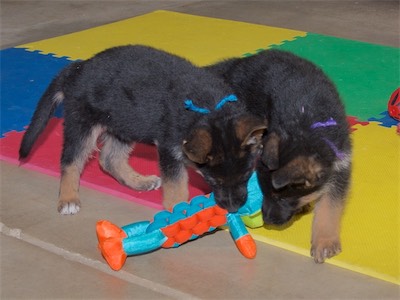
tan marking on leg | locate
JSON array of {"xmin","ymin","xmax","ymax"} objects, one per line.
[
  {"xmin": 58, "ymin": 165, "xmax": 81, "ymax": 214},
  {"xmin": 162, "ymin": 168, "xmax": 189, "ymax": 210},
  {"xmin": 99, "ymin": 135, "xmax": 161, "ymax": 191},
  {"xmin": 58, "ymin": 125, "xmax": 104, "ymax": 215},
  {"xmin": 311, "ymin": 192, "xmax": 344, "ymax": 263}
]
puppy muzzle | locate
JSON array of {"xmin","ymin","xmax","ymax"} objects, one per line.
[
  {"xmin": 213, "ymin": 188, "xmax": 247, "ymax": 213},
  {"xmin": 262, "ymin": 198, "xmax": 297, "ymax": 225}
]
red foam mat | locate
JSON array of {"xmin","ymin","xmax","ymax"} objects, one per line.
[{"xmin": 0, "ymin": 118, "xmax": 211, "ymax": 209}]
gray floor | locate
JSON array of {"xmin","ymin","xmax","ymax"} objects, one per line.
[{"xmin": 1, "ymin": 1, "xmax": 399, "ymax": 299}]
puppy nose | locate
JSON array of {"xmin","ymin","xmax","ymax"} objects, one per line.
[
  {"xmin": 217, "ymin": 198, "xmax": 241, "ymax": 213},
  {"xmin": 214, "ymin": 189, "xmax": 247, "ymax": 213},
  {"xmin": 226, "ymin": 206, "xmax": 239, "ymax": 213},
  {"xmin": 227, "ymin": 195, "xmax": 247, "ymax": 213},
  {"xmin": 262, "ymin": 210, "xmax": 293, "ymax": 226}
]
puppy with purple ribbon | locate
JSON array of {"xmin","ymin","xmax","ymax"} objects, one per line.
[
  {"xmin": 207, "ymin": 49, "xmax": 351, "ymax": 263},
  {"xmin": 20, "ymin": 45, "xmax": 267, "ymax": 215}
]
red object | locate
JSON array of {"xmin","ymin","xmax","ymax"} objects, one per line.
[
  {"xmin": 388, "ymin": 88, "xmax": 400, "ymax": 121},
  {"xmin": 346, "ymin": 116, "xmax": 369, "ymax": 132},
  {"xmin": 0, "ymin": 118, "xmax": 211, "ymax": 210}
]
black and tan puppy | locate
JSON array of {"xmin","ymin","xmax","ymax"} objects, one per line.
[
  {"xmin": 20, "ymin": 45, "xmax": 266, "ymax": 215},
  {"xmin": 207, "ymin": 49, "xmax": 351, "ymax": 263}
]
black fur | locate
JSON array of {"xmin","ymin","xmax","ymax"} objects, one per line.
[
  {"xmin": 207, "ymin": 49, "xmax": 352, "ymax": 262},
  {"xmin": 20, "ymin": 45, "xmax": 266, "ymax": 214}
]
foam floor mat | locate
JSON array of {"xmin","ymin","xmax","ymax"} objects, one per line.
[{"xmin": 1, "ymin": 10, "xmax": 398, "ymax": 284}]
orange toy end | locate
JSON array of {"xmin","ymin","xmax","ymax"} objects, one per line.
[
  {"xmin": 96, "ymin": 220, "xmax": 127, "ymax": 244},
  {"xmin": 235, "ymin": 234, "xmax": 257, "ymax": 259},
  {"xmin": 99, "ymin": 238, "xmax": 127, "ymax": 271},
  {"xmin": 96, "ymin": 220, "xmax": 128, "ymax": 271}
]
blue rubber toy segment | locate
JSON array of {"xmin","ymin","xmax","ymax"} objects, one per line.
[{"xmin": 122, "ymin": 229, "xmax": 167, "ymax": 256}]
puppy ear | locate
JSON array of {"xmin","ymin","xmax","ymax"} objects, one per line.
[
  {"xmin": 235, "ymin": 115, "xmax": 267, "ymax": 148},
  {"xmin": 183, "ymin": 128, "xmax": 212, "ymax": 164},
  {"xmin": 271, "ymin": 156, "xmax": 324, "ymax": 190},
  {"xmin": 262, "ymin": 132, "xmax": 280, "ymax": 170},
  {"xmin": 271, "ymin": 169, "xmax": 293, "ymax": 189}
]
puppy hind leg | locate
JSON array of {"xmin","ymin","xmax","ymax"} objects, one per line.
[
  {"xmin": 99, "ymin": 135, "xmax": 161, "ymax": 191},
  {"xmin": 59, "ymin": 165, "xmax": 82, "ymax": 215},
  {"xmin": 59, "ymin": 125, "xmax": 104, "ymax": 215},
  {"xmin": 158, "ymin": 147, "xmax": 189, "ymax": 209}
]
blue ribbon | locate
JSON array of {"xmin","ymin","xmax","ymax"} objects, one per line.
[
  {"xmin": 184, "ymin": 100, "xmax": 211, "ymax": 114},
  {"xmin": 185, "ymin": 94, "xmax": 238, "ymax": 114},
  {"xmin": 215, "ymin": 94, "xmax": 238, "ymax": 110}
]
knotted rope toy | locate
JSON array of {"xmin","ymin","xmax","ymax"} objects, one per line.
[{"xmin": 96, "ymin": 172, "xmax": 263, "ymax": 271}]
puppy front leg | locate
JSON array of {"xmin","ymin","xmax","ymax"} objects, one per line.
[
  {"xmin": 158, "ymin": 147, "xmax": 189, "ymax": 210},
  {"xmin": 311, "ymin": 193, "xmax": 344, "ymax": 263}
]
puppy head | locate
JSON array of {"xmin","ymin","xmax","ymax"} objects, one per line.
[
  {"xmin": 183, "ymin": 114, "xmax": 267, "ymax": 212},
  {"xmin": 258, "ymin": 154, "xmax": 328, "ymax": 225}
]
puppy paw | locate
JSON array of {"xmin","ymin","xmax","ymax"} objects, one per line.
[
  {"xmin": 138, "ymin": 175, "xmax": 161, "ymax": 191},
  {"xmin": 131, "ymin": 175, "xmax": 161, "ymax": 191},
  {"xmin": 311, "ymin": 238, "xmax": 341, "ymax": 263},
  {"xmin": 58, "ymin": 199, "xmax": 81, "ymax": 215}
]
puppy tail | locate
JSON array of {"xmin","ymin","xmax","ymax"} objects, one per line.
[{"xmin": 19, "ymin": 75, "xmax": 65, "ymax": 160}]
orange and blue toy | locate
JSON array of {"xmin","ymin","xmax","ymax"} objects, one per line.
[{"xmin": 96, "ymin": 172, "xmax": 264, "ymax": 271}]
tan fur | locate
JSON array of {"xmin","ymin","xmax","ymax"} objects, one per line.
[
  {"xmin": 99, "ymin": 135, "xmax": 161, "ymax": 191},
  {"xmin": 242, "ymin": 126, "xmax": 266, "ymax": 148},
  {"xmin": 287, "ymin": 156, "xmax": 323, "ymax": 182},
  {"xmin": 58, "ymin": 125, "xmax": 104, "ymax": 214},
  {"xmin": 311, "ymin": 193, "xmax": 343, "ymax": 263},
  {"xmin": 162, "ymin": 167, "xmax": 189, "ymax": 209},
  {"xmin": 296, "ymin": 190, "xmax": 323, "ymax": 209},
  {"xmin": 272, "ymin": 156, "xmax": 323, "ymax": 189},
  {"xmin": 182, "ymin": 128, "xmax": 212, "ymax": 164},
  {"xmin": 58, "ymin": 165, "xmax": 81, "ymax": 213},
  {"xmin": 235, "ymin": 116, "xmax": 267, "ymax": 148}
]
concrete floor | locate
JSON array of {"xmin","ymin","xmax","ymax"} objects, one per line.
[{"xmin": 1, "ymin": 1, "xmax": 399, "ymax": 299}]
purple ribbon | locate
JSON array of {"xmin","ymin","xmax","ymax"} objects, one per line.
[
  {"xmin": 311, "ymin": 117, "xmax": 337, "ymax": 129},
  {"xmin": 311, "ymin": 118, "xmax": 345, "ymax": 160},
  {"xmin": 322, "ymin": 138, "xmax": 346, "ymax": 160}
]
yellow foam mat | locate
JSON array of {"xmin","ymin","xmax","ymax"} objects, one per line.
[
  {"xmin": 250, "ymin": 123, "xmax": 400, "ymax": 284},
  {"xmin": 17, "ymin": 10, "xmax": 305, "ymax": 66},
  {"xmin": 15, "ymin": 10, "xmax": 399, "ymax": 284}
]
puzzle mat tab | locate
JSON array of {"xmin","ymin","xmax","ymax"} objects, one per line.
[{"xmin": 1, "ymin": 10, "xmax": 399, "ymax": 285}]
